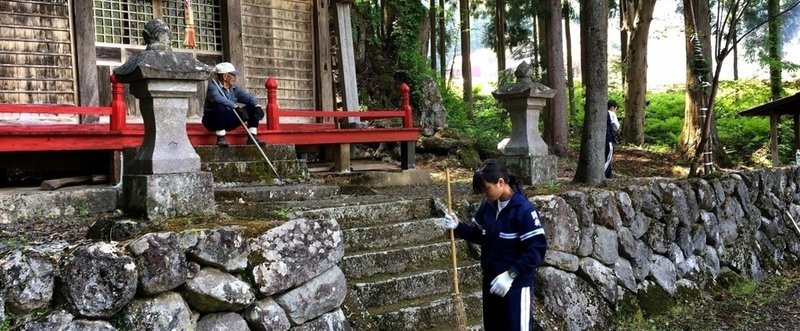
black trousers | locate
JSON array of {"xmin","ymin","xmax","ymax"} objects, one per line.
[
  {"xmin": 482, "ymin": 281, "xmax": 532, "ymax": 331},
  {"xmin": 604, "ymin": 141, "xmax": 614, "ymax": 178},
  {"xmin": 202, "ymin": 103, "xmax": 261, "ymax": 132}
]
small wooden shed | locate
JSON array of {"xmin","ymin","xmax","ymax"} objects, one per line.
[{"xmin": 738, "ymin": 93, "xmax": 800, "ymax": 166}]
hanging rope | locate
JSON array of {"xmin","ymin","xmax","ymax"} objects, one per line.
[{"xmin": 183, "ymin": 0, "xmax": 196, "ymax": 49}]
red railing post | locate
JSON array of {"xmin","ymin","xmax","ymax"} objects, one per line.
[
  {"xmin": 400, "ymin": 83, "xmax": 412, "ymax": 128},
  {"xmin": 110, "ymin": 74, "xmax": 126, "ymax": 131},
  {"xmin": 266, "ymin": 77, "xmax": 280, "ymax": 130}
]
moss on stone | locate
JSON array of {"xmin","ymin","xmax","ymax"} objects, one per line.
[
  {"xmin": 636, "ymin": 282, "xmax": 675, "ymax": 316},
  {"xmin": 148, "ymin": 214, "xmax": 285, "ymax": 238}
]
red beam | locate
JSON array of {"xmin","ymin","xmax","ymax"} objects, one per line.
[
  {"xmin": 277, "ymin": 110, "xmax": 407, "ymax": 119},
  {"xmin": 0, "ymin": 105, "xmax": 112, "ymax": 115},
  {"xmin": 263, "ymin": 129, "xmax": 420, "ymax": 145}
]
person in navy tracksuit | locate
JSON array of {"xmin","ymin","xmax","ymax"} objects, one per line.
[{"xmin": 441, "ymin": 159, "xmax": 548, "ymax": 331}]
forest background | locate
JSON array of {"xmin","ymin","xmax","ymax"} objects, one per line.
[{"xmin": 342, "ymin": 0, "xmax": 800, "ymax": 182}]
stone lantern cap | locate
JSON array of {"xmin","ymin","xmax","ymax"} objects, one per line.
[
  {"xmin": 114, "ymin": 19, "xmax": 212, "ymax": 83},
  {"xmin": 492, "ymin": 61, "xmax": 556, "ymax": 100}
]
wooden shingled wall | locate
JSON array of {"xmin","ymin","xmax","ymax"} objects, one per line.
[
  {"xmin": 241, "ymin": 0, "xmax": 315, "ymax": 117},
  {"xmin": 0, "ymin": 0, "xmax": 76, "ymax": 105}
]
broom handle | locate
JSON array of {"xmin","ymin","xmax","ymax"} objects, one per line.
[{"xmin": 446, "ymin": 169, "xmax": 461, "ymax": 295}]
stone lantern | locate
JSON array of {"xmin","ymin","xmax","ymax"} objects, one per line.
[
  {"xmin": 491, "ymin": 62, "xmax": 557, "ymax": 185},
  {"xmin": 114, "ymin": 19, "xmax": 215, "ymax": 220}
]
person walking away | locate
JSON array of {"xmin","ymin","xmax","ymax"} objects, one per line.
[
  {"xmin": 605, "ymin": 99, "xmax": 621, "ymax": 178},
  {"xmin": 440, "ymin": 159, "xmax": 548, "ymax": 331},
  {"xmin": 202, "ymin": 62, "xmax": 265, "ymax": 147}
]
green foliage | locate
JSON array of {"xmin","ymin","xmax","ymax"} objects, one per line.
[
  {"xmin": 388, "ymin": 1, "xmax": 435, "ymax": 106},
  {"xmin": 441, "ymin": 80, "xmax": 510, "ymax": 156}
]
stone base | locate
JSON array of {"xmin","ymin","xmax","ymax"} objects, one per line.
[
  {"xmin": 499, "ymin": 155, "xmax": 557, "ymax": 185},
  {"xmin": 123, "ymin": 172, "xmax": 215, "ymax": 220}
]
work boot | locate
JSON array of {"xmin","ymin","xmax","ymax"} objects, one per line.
[
  {"xmin": 216, "ymin": 135, "xmax": 229, "ymax": 147},
  {"xmin": 247, "ymin": 135, "xmax": 264, "ymax": 145}
]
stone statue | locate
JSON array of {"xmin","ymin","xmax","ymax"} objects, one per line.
[{"xmin": 143, "ymin": 19, "xmax": 172, "ymax": 51}]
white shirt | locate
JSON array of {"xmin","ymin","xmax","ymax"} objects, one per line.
[{"xmin": 609, "ymin": 110, "xmax": 621, "ymax": 131}]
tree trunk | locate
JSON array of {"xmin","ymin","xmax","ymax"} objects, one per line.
[
  {"xmin": 439, "ymin": 0, "xmax": 446, "ymax": 79},
  {"xmin": 620, "ymin": 1, "xmax": 627, "ymax": 88},
  {"xmin": 573, "ymin": 0, "xmax": 608, "ymax": 184},
  {"xmin": 532, "ymin": 15, "xmax": 540, "ymax": 78},
  {"xmin": 564, "ymin": 2, "xmax": 576, "ymax": 116},
  {"xmin": 732, "ymin": 1, "xmax": 739, "ymax": 81},
  {"xmin": 381, "ymin": 0, "xmax": 389, "ymax": 40},
  {"xmin": 496, "ymin": 0, "xmax": 507, "ymax": 72},
  {"xmin": 545, "ymin": 0, "xmax": 567, "ymax": 157},
  {"xmin": 460, "ymin": 0, "xmax": 473, "ymax": 104},
  {"xmin": 768, "ymin": 0, "xmax": 782, "ymax": 101},
  {"xmin": 430, "ymin": 0, "xmax": 437, "ymax": 71},
  {"xmin": 621, "ymin": 0, "xmax": 656, "ymax": 146},
  {"xmin": 678, "ymin": 0, "xmax": 710, "ymax": 159}
]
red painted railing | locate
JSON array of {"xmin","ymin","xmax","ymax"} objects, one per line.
[
  {"xmin": 0, "ymin": 75, "xmax": 127, "ymax": 132},
  {"xmin": 265, "ymin": 77, "xmax": 413, "ymax": 130}
]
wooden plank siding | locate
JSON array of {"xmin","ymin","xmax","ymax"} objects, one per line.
[
  {"xmin": 241, "ymin": 0, "xmax": 316, "ymax": 121},
  {"xmin": 0, "ymin": 0, "xmax": 76, "ymax": 105}
]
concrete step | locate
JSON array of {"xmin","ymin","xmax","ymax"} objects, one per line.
[
  {"xmin": 340, "ymin": 241, "xmax": 476, "ymax": 280},
  {"xmin": 0, "ymin": 186, "xmax": 119, "ymax": 223},
  {"xmin": 351, "ymin": 263, "xmax": 482, "ymax": 310},
  {"xmin": 370, "ymin": 290, "xmax": 483, "ymax": 331},
  {"xmin": 202, "ymin": 159, "xmax": 308, "ymax": 185},
  {"xmin": 195, "ymin": 144, "xmax": 297, "ymax": 162},
  {"xmin": 214, "ymin": 184, "xmax": 339, "ymax": 202},
  {"xmin": 343, "ymin": 218, "xmax": 446, "ymax": 253},
  {"xmin": 289, "ymin": 198, "xmax": 438, "ymax": 229}
]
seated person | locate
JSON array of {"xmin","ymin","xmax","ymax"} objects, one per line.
[{"xmin": 202, "ymin": 62, "xmax": 264, "ymax": 146}]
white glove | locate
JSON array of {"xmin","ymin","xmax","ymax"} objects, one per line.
[
  {"xmin": 439, "ymin": 213, "xmax": 459, "ymax": 230},
  {"xmin": 490, "ymin": 271, "xmax": 514, "ymax": 297}
]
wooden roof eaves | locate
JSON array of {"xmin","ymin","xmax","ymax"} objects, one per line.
[{"xmin": 738, "ymin": 93, "xmax": 800, "ymax": 117}]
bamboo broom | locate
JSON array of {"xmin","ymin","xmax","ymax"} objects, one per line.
[{"xmin": 446, "ymin": 169, "xmax": 468, "ymax": 330}]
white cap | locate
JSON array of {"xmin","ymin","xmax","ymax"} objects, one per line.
[{"xmin": 215, "ymin": 62, "xmax": 239, "ymax": 76}]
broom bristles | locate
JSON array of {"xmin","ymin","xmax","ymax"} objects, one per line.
[{"xmin": 452, "ymin": 292, "xmax": 468, "ymax": 330}]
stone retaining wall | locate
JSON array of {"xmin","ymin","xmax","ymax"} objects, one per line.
[
  {"xmin": 527, "ymin": 167, "xmax": 800, "ymax": 330},
  {"xmin": 0, "ymin": 218, "xmax": 349, "ymax": 331}
]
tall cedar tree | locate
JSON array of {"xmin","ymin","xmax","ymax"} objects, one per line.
[
  {"xmin": 460, "ymin": 0, "xmax": 473, "ymax": 104},
  {"xmin": 544, "ymin": 0, "xmax": 568, "ymax": 157},
  {"xmin": 564, "ymin": 2, "xmax": 577, "ymax": 116},
  {"xmin": 621, "ymin": 0, "xmax": 657, "ymax": 145},
  {"xmin": 574, "ymin": 0, "xmax": 609, "ymax": 184}
]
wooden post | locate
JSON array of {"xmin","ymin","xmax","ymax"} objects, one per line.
[
  {"xmin": 314, "ymin": 0, "xmax": 334, "ymax": 113},
  {"xmin": 110, "ymin": 74, "xmax": 126, "ymax": 132},
  {"xmin": 266, "ymin": 78, "xmax": 280, "ymax": 130},
  {"xmin": 400, "ymin": 83, "xmax": 414, "ymax": 169},
  {"xmin": 221, "ymin": 0, "xmax": 245, "ymax": 71},
  {"xmin": 335, "ymin": 0, "xmax": 360, "ymax": 122},
  {"xmin": 334, "ymin": 144, "xmax": 351, "ymax": 173},
  {"xmin": 771, "ymin": 113, "xmax": 779, "ymax": 167},
  {"xmin": 73, "ymin": 0, "xmax": 100, "ymax": 122},
  {"xmin": 400, "ymin": 83, "xmax": 412, "ymax": 128},
  {"xmin": 795, "ymin": 114, "xmax": 800, "ymax": 158}
]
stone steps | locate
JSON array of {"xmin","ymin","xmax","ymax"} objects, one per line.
[
  {"xmin": 370, "ymin": 290, "xmax": 483, "ymax": 331},
  {"xmin": 211, "ymin": 176, "xmax": 481, "ymax": 330},
  {"xmin": 214, "ymin": 184, "xmax": 339, "ymax": 202},
  {"xmin": 340, "ymin": 241, "xmax": 473, "ymax": 280},
  {"xmin": 194, "ymin": 144, "xmax": 310, "ymax": 186},
  {"xmin": 343, "ymin": 217, "xmax": 445, "ymax": 252},
  {"xmin": 195, "ymin": 144, "xmax": 297, "ymax": 162},
  {"xmin": 351, "ymin": 263, "xmax": 482, "ymax": 310},
  {"xmin": 290, "ymin": 198, "xmax": 438, "ymax": 229},
  {"xmin": 201, "ymin": 160, "xmax": 309, "ymax": 185}
]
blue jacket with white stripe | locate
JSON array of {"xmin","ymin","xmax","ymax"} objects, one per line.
[{"xmin": 454, "ymin": 192, "xmax": 547, "ymax": 287}]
